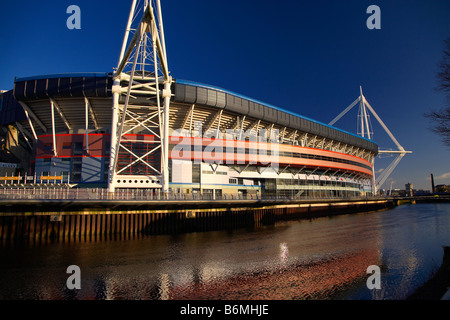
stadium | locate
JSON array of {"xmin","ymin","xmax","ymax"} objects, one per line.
[
  {"xmin": 0, "ymin": 73, "xmax": 377, "ymax": 198},
  {"xmin": 0, "ymin": 1, "xmax": 378, "ymax": 199}
]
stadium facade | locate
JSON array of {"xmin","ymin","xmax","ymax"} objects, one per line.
[
  {"xmin": 0, "ymin": 1, "xmax": 379, "ymax": 199},
  {"xmin": 0, "ymin": 72, "xmax": 378, "ymax": 198}
]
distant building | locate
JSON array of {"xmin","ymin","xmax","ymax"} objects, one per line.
[
  {"xmin": 405, "ymin": 183, "xmax": 413, "ymax": 197},
  {"xmin": 435, "ymin": 184, "xmax": 450, "ymax": 194},
  {"xmin": 414, "ymin": 189, "xmax": 431, "ymax": 196}
]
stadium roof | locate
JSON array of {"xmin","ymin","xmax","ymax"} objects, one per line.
[{"xmin": 9, "ymin": 73, "xmax": 378, "ymax": 153}]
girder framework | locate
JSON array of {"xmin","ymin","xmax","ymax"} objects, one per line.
[
  {"xmin": 108, "ymin": 0, "xmax": 172, "ymax": 192},
  {"xmin": 168, "ymin": 102, "xmax": 376, "ymax": 163},
  {"xmin": 329, "ymin": 87, "xmax": 412, "ymax": 193}
]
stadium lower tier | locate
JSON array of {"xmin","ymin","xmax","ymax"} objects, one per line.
[{"xmin": 31, "ymin": 133, "xmax": 374, "ymax": 197}]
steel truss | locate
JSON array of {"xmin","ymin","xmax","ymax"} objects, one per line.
[
  {"xmin": 108, "ymin": 0, "xmax": 172, "ymax": 193},
  {"xmin": 329, "ymin": 87, "xmax": 412, "ymax": 194}
]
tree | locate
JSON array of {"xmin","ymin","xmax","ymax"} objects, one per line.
[
  {"xmin": 436, "ymin": 39, "xmax": 450, "ymax": 96},
  {"xmin": 425, "ymin": 38, "xmax": 450, "ymax": 147}
]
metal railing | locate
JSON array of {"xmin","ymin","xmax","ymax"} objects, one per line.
[{"xmin": 0, "ymin": 186, "xmax": 376, "ymax": 202}]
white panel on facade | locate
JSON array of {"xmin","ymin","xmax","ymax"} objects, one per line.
[{"xmin": 172, "ymin": 160, "xmax": 192, "ymax": 184}]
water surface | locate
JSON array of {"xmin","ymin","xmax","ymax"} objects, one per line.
[{"xmin": 0, "ymin": 203, "xmax": 449, "ymax": 300}]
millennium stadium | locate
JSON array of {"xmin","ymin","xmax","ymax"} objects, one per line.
[{"xmin": 0, "ymin": 1, "xmax": 390, "ymax": 199}]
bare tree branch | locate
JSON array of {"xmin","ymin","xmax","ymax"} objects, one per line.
[
  {"xmin": 436, "ymin": 39, "xmax": 450, "ymax": 94},
  {"xmin": 425, "ymin": 38, "xmax": 450, "ymax": 148}
]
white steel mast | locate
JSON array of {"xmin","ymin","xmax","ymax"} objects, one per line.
[
  {"xmin": 329, "ymin": 87, "xmax": 412, "ymax": 194},
  {"xmin": 108, "ymin": 0, "xmax": 172, "ymax": 194}
]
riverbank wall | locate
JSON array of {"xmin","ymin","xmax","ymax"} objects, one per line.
[{"xmin": 0, "ymin": 198, "xmax": 393, "ymax": 243}]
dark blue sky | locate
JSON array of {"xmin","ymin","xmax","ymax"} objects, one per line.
[{"xmin": 0, "ymin": 0, "xmax": 449, "ymax": 190}]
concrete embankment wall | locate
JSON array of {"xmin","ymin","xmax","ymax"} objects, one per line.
[{"xmin": 0, "ymin": 199, "xmax": 392, "ymax": 243}]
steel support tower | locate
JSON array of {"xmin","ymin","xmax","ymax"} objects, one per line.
[
  {"xmin": 329, "ymin": 87, "xmax": 412, "ymax": 194},
  {"xmin": 108, "ymin": 0, "xmax": 172, "ymax": 193}
]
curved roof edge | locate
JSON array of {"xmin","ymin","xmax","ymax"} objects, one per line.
[
  {"xmin": 13, "ymin": 73, "xmax": 113, "ymax": 101},
  {"xmin": 174, "ymin": 79, "xmax": 378, "ymax": 154},
  {"xmin": 15, "ymin": 73, "xmax": 111, "ymax": 82}
]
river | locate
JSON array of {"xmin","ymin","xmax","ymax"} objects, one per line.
[{"xmin": 0, "ymin": 203, "xmax": 449, "ymax": 300}]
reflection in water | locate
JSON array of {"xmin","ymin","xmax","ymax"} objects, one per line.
[
  {"xmin": 279, "ymin": 242, "xmax": 289, "ymax": 266},
  {"xmin": 0, "ymin": 204, "xmax": 449, "ymax": 300},
  {"xmin": 168, "ymin": 248, "xmax": 378, "ymax": 300}
]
